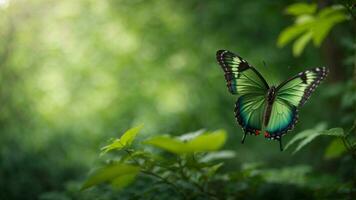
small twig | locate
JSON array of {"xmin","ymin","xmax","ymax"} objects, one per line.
[
  {"xmin": 140, "ymin": 170, "xmax": 188, "ymax": 199},
  {"xmin": 123, "ymin": 148, "xmax": 188, "ymax": 199},
  {"xmin": 124, "ymin": 149, "xmax": 140, "ymax": 165}
]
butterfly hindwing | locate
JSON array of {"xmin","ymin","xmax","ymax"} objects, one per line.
[
  {"xmin": 235, "ymin": 94, "xmax": 266, "ymax": 137},
  {"xmin": 264, "ymin": 99, "xmax": 298, "ymax": 139},
  {"xmin": 216, "ymin": 50, "xmax": 269, "ymax": 95}
]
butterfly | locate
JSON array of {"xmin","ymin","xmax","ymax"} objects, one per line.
[{"xmin": 216, "ymin": 50, "xmax": 328, "ymax": 151}]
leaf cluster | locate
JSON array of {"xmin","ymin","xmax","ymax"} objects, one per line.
[{"xmin": 277, "ymin": 3, "xmax": 348, "ymax": 56}]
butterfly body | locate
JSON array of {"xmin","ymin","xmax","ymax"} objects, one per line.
[
  {"xmin": 216, "ymin": 50, "xmax": 328, "ymax": 151},
  {"xmin": 265, "ymin": 86, "xmax": 278, "ymax": 125}
]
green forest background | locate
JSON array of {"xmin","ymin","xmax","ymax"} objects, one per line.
[{"xmin": 0, "ymin": 0, "xmax": 355, "ymax": 199}]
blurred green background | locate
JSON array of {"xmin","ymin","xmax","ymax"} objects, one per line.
[{"xmin": 0, "ymin": 0, "xmax": 355, "ymax": 199}]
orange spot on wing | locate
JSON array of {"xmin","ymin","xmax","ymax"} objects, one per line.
[{"xmin": 264, "ymin": 131, "xmax": 270, "ymax": 138}]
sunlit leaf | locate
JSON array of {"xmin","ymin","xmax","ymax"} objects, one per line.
[
  {"xmin": 120, "ymin": 124, "xmax": 144, "ymax": 146},
  {"xmin": 295, "ymin": 15, "xmax": 314, "ymax": 24},
  {"xmin": 277, "ymin": 23, "xmax": 311, "ymax": 47},
  {"xmin": 312, "ymin": 13, "xmax": 347, "ymax": 46},
  {"xmin": 101, "ymin": 124, "xmax": 144, "ymax": 154},
  {"xmin": 143, "ymin": 135, "xmax": 188, "ymax": 154},
  {"xmin": 317, "ymin": 5, "xmax": 345, "ymax": 18},
  {"xmin": 178, "ymin": 129, "xmax": 205, "ymax": 142},
  {"xmin": 144, "ymin": 130, "xmax": 227, "ymax": 154},
  {"xmin": 324, "ymin": 139, "xmax": 347, "ymax": 159},
  {"xmin": 293, "ymin": 31, "xmax": 312, "ymax": 56},
  {"xmin": 279, "ymin": 3, "xmax": 347, "ymax": 56},
  {"xmin": 81, "ymin": 163, "xmax": 140, "ymax": 190},
  {"xmin": 187, "ymin": 130, "xmax": 227, "ymax": 151},
  {"xmin": 285, "ymin": 3, "xmax": 317, "ymax": 16}
]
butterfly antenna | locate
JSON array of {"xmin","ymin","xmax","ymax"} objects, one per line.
[
  {"xmin": 279, "ymin": 138, "xmax": 283, "ymax": 151},
  {"xmin": 241, "ymin": 133, "xmax": 247, "ymax": 144}
]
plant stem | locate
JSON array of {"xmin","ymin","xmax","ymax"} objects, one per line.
[{"xmin": 123, "ymin": 149, "xmax": 188, "ymax": 199}]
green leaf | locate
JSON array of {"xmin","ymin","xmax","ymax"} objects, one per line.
[
  {"xmin": 285, "ymin": 123, "xmax": 327, "ymax": 150},
  {"xmin": 143, "ymin": 135, "xmax": 187, "ymax": 154},
  {"xmin": 277, "ymin": 23, "xmax": 311, "ymax": 47},
  {"xmin": 285, "ymin": 3, "xmax": 317, "ymax": 16},
  {"xmin": 81, "ymin": 163, "xmax": 140, "ymax": 190},
  {"xmin": 319, "ymin": 127, "xmax": 344, "ymax": 137},
  {"xmin": 317, "ymin": 6, "xmax": 345, "ymax": 18},
  {"xmin": 200, "ymin": 150, "xmax": 236, "ymax": 162},
  {"xmin": 295, "ymin": 15, "xmax": 314, "ymax": 24},
  {"xmin": 120, "ymin": 124, "xmax": 144, "ymax": 146},
  {"xmin": 286, "ymin": 125, "xmax": 345, "ymax": 154},
  {"xmin": 278, "ymin": 4, "xmax": 347, "ymax": 54},
  {"xmin": 292, "ymin": 133, "xmax": 320, "ymax": 154},
  {"xmin": 324, "ymin": 139, "xmax": 347, "ymax": 159},
  {"xmin": 111, "ymin": 173, "xmax": 137, "ymax": 189},
  {"xmin": 101, "ymin": 124, "xmax": 144, "ymax": 154},
  {"xmin": 144, "ymin": 130, "xmax": 227, "ymax": 154},
  {"xmin": 312, "ymin": 13, "xmax": 347, "ymax": 46},
  {"xmin": 178, "ymin": 129, "xmax": 205, "ymax": 142},
  {"xmin": 188, "ymin": 130, "xmax": 227, "ymax": 151},
  {"xmin": 293, "ymin": 31, "xmax": 312, "ymax": 56}
]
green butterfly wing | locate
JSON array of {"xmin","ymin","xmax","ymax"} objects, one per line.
[
  {"xmin": 235, "ymin": 93, "xmax": 266, "ymax": 136},
  {"xmin": 264, "ymin": 99, "xmax": 298, "ymax": 139},
  {"xmin": 264, "ymin": 67, "xmax": 328, "ymax": 140},
  {"xmin": 216, "ymin": 50, "xmax": 269, "ymax": 95},
  {"xmin": 217, "ymin": 50, "xmax": 269, "ymax": 140},
  {"xmin": 276, "ymin": 67, "xmax": 329, "ymax": 107}
]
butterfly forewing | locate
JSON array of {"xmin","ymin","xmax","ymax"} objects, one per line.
[
  {"xmin": 216, "ymin": 50, "xmax": 269, "ymax": 95},
  {"xmin": 276, "ymin": 67, "xmax": 328, "ymax": 107}
]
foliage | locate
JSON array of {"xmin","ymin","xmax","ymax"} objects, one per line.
[
  {"xmin": 82, "ymin": 127, "xmax": 232, "ymax": 199},
  {"xmin": 277, "ymin": 3, "xmax": 348, "ymax": 56},
  {"xmin": 101, "ymin": 124, "xmax": 144, "ymax": 154},
  {"xmin": 144, "ymin": 130, "xmax": 226, "ymax": 154},
  {"xmin": 0, "ymin": 0, "xmax": 356, "ymax": 200},
  {"xmin": 82, "ymin": 126, "xmax": 347, "ymax": 200},
  {"xmin": 81, "ymin": 163, "xmax": 140, "ymax": 190}
]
